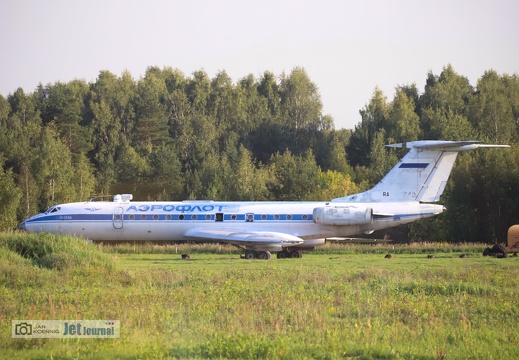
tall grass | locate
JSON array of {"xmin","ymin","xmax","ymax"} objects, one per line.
[
  {"xmin": 99, "ymin": 241, "xmax": 240, "ymax": 255},
  {"xmin": 100, "ymin": 240, "xmax": 487, "ymax": 255},
  {"xmin": 1, "ymin": 231, "xmax": 117, "ymax": 270},
  {"xmin": 1, "ymin": 233, "xmax": 518, "ymax": 359}
]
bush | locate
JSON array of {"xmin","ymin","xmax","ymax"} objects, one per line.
[{"xmin": 0, "ymin": 231, "xmax": 116, "ymax": 270}]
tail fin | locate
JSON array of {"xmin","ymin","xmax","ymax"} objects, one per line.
[{"xmin": 333, "ymin": 140, "xmax": 509, "ymax": 203}]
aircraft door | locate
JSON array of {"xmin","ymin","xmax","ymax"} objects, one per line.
[{"xmin": 113, "ymin": 207, "xmax": 124, "ymax": 229}]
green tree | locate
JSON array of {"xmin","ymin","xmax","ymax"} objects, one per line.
[
  {"xmin": 268, "ymin": 149, "xmax": 320, "ymax": 200},
  {"xmin": 348, "ymin": 87, "xmax": 390, "ymax": 167},
  {"xmin": 228, "ymin": 145, "xmax": 268, "ymax": 201},
  {"xmin": 90, "ymin": 100, "xmax": 120, "ymax": 194},
  {"xmin": 88, "ymin": 70, "xmax": 137, "ymax": 194},
  {"xmin": 307, "ymin": 170, "xmax": 359, "ymax": 201},
  {"xmin": 387, "ymin": 88, "xmax": 421, "ymax": 142},
  {"xmin": 258, "ymin": 71, "xmax": 281, "ymax": 118},
  {"xmin": 420, "ymin": 64, "xmax": 472, "ymax": 116},
  {"xmin": 6, "ymin": 89, "xmax": 42, "ymax": 218},
  {"xmin": 314, "ymin": 128, "xmax": 352, "ymax": 174},
  {"xmin": 0, "ymin": 159, "xmax": 22, "ymax": 230},
  {"xmin": 187, "ymin": 70, "xmax": 211, "ymax": 115},
  {"xmin": 279, "ymin": 67, "xmax": 327, "ymax": 153},
  {"xmin": 90, "ymin": 70, "xmax": 136, "ymax": 138},
  {"xmin": 0, "ymin": 95, "xmax": 10, "ymax": 156},
  {"xmin": 134, "ymin": 69, "xmax": 170, "ymax": 154},
  {"xmin": 367, "ymin": 130, "xmax": 398, "ymax": 185},
  {"xmin": 250, "ymin": 71, "xmax": 287, "ymax": 163},
  {"xmin": 420, "ymin": 65, "xmax": 474, "ymax": 139},
  {"xmin": 162, "ymin": 67, "xmax": 194, "ymax": 164},
  {"xmin": 161, "ymin": 67, "xmax": 188, "ymax": 94},
  {"xmin": 187, "ymin": 151, "xmax": 229, "ymax": 200},
  {"xmin": 36, "ymin": 80, "xmax": 92, "ymax": 154},
  {"xmin": 422, "ymin": 143, "xmax": 519, "ymax": 244},
  {"xmin": 237, "ymin": 74, "xmax": 269, "ymax": 144},
  {"xmin": 73, "ymin": 152, "xmax": 96, "ymax": 201},
  {"xmin": 207, "ymin": 70, "xmax": 244, "ymax": 154},
  {"xmin": 469, "ymin": 70, "xmax": 518, "ymax": 143},
  {"xmin": 37, "ymin": 127, "xmax": 76, "ymax": 208},
  {"xmin": 420, "ymin": 108, "xmax": 475, "ymax": 140},
  {"xmin": 147, "ymin": 143, "xmax": 183, "ymax": 200},
  {"xmin": 116, "ymin": 143, "xmax": 151, "ymax": 185},
  {"xmin": 181, "ymin": 113, "xmax": 219, "ymax": 173}
]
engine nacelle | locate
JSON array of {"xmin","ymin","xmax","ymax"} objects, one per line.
[{"xmin": 313, "ymin": 206, "xmax": 373, "ymax": 226}]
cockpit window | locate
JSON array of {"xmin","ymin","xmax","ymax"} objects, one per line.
[{"xmin": 45, "ymin": 206, "xmax": 61, "ymax": 214}]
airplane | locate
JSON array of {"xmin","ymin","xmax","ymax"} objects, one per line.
[{"xmin": 19, "ymin": 140, "xmax": 509, "ymax": 260}]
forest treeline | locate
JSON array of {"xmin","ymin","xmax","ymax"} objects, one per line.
[{"xmin": 0, "ymin": 65, "xmax": 518, "ymax": 243}]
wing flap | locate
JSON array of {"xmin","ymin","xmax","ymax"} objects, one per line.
[{"xmin": 184, "ymin": 228, "xmax": 304, "ymax": 246}]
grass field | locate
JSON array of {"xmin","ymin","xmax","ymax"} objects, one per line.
[{"xmin": 1, "ymin": 232, "xmax": 518, "ymax": 359}]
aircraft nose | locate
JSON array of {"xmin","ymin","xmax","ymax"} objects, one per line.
[{"xmin": 18, "ymin": 220, "xmax": 26, "ymax": 231}]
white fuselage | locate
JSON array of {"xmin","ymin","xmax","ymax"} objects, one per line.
[{"xmin": 21, "ymin": 199, "xmax": 444, "ymax": 249}]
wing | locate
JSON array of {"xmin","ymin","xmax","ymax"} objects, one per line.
[{"xmin": 184, "ymin": 228, "xmax": 303, "ymax": 247}]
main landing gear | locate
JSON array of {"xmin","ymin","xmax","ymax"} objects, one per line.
[
  {"xmin": 276, "ymin": 249, "xmax": 303, "ymax": 259},
  {"xmin": 241, "ymin": 249, "xmax": 303, "ymax": 260},
  {"xmin": 245, "ymin": 250, "xmax": 272, "ymax": 260},
  {"xmin": 244, "ymin": 250, "xmax": 272, "ymax": 260}
]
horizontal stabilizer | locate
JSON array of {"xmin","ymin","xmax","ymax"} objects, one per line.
[
  {"xmin": 386, "ymin": 140, "xmax": 510, "ymax": 151},
  {"xmin": 333, "ymin": 140, "xmax": 509, "ymax": 203}
]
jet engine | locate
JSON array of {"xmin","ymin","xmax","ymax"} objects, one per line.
[{"xmin": 313, "ymin": 206, "xmax": 373, "ymax": 226}]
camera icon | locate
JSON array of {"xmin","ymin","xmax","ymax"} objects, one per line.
[{"xmin": 15, "ymin": 322, "xmax": 32, "ymax": 336}]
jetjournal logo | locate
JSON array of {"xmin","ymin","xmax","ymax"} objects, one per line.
[{"xmin": 12, "ymin": 320, "xmax": 120, "ymax": 338}]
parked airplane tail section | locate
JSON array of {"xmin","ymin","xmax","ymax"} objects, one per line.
[{"xmin": 333, "ymin": 141, "xmax": 509, "ymax": 203}]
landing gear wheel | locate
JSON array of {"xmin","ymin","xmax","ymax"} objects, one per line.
[
  {"xmin": 277, "ymin": 250, "xmax": 290, "ymax": 259},
  {"xmin": 244, "ymin": 250, "xmax": 257, "ymax": 259},
  {"xmin": 289, "ymin": 250, "xmax": 303, "ymax": 258},
  {"xmin": 257, "ymin": 251, "xmax": 272, "ymax": 260}
]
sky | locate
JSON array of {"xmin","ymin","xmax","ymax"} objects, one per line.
[{"xmin": 1, "ymin": 0, "xmax": 518, "ymax": 129}]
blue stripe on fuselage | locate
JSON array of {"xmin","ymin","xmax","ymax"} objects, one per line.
[
  {"xmin": 25, "ymin": 213, "xmax": 316, "ymax": 223},
  {"xmin": 26, "ymin": 212, "xmax": 433, "ymax": 225}
]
